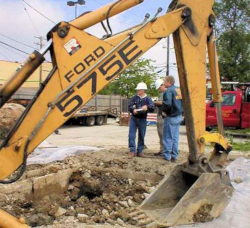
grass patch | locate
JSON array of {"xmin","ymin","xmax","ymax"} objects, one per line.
[
  {"xmin": 230, "ymin": 142, "xmax": 250, "ymax": 152},
  {"xmin": 228, "ymin": 135, "xmax": 250, "ymax": 152},
  {"xmin": 226, "ymin": 128, "xmax": 250, "ymax": 135},
  {"xmin": 211, "ymin": 128, "xmax": 250, "ymax": 135}
]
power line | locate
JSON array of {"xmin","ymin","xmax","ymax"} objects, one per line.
[
  {"xmin": 0, "ymin": 44, "xmax": 27, "ymax": 59},
  {"xmin": 156, "ymin": 66, "xmax": 167, "ymax": 73},
  {"xmin": 153, "ymin": 62, "xmax": 167, "ymax": 66},
  {"xmin": 170, "ymin": 66, "xmax": 178, "ymax": 72},
  {"xmin": 0, "ymin": 32, "xmax": 36, "ymax": 49},
  {"xmin": 0, "ymin": 44, "xmax": 26, "ymax": 59},
  {"xmin": 22, "ymin": 0, "xmax": 56, "ymax": 24},
  {"xmin": 0, "ymin": 41, "xmax": 29, "ymax": 55},
  {"xmin": 0, "ymin": 48, "xmax": 10, "ymax": 61},
  {"xmin": 20, "ymin": 0, "xmax": 40, "ymax": 36}
]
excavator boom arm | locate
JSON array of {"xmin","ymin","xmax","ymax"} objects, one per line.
[{"xmin": 0, "ymin": 2, "xmax": 185, "ymax": 181}]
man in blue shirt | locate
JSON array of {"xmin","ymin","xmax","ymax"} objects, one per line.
[
  {"xmin": 128, "ymin": 82, "xmax": 155, "ymax": 158},
  {"xmin": 162, "ymin": 76, "xmax": 183, "ymax": 162}
]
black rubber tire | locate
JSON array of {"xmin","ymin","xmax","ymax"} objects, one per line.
[
  {"xmin": 79, "ymin": 117, "xmax": 85, "ymax": 126},
  {"xmin": 95, "ymin": 115, "xmax": 104, "ymax": 125},
  {"xmin": 103, "ymin": 115, "xmax": 108, "ymax": 124},
  {"xmin": 86, "ymin": 116, "xmax": 95, "ymax": 126},
  {"xmin": 206, "ymin": 127, "xmax": 212, "ymax": 132}
]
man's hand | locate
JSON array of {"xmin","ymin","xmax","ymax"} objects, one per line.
[
  {"xmin": 133, "ymin": 109, "xmax": 138, "ymax": 114},
  {"xmin": 142, "ymin": 105, "xmax": 148, "ymax": 111}
]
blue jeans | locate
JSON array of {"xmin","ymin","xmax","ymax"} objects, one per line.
[
  {"xmin": 163, "ymin": 115, "xmax": 182, "ymax": 160},
  {"xmin": 129, "ymin": 116, "xmax": 147, "ymax": 154}
]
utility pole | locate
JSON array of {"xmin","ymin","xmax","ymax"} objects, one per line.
[
  {"xmin": 166, "ymin": 37, "xmax": 170, "ymax": 76},
  {"xmin": 34, "ymin": 36, "xmax": 45, "ymax": 86}
]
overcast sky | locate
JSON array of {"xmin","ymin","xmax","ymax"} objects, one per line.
[{"xmin": 0, "ymin": 0, "xmax": 179, "ymax": 84}]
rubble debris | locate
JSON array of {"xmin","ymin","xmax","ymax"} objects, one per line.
[
  {"xmin": 234, "ymin": 177, "xmax": 243, "ymax": 184},
  {"xmin": 193, "ymin": 204, "xmax": 213, "ymax": 223},
  {"xmin": 0, "ymin": 167, "xmax": 156, "ymax": 227},
  {"xmin": 117, "ymin": 217, "xmax": 125, "ymax": 226},
  {"xmin": 54, "ymin": 207, "xmax": 67, "ymax": 217},
  {"xmin": 0, "ymin": 103, "xmax": 25, "ymax": 140}
]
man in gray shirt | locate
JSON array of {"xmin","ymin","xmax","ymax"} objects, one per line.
[{"xmin": 154, "ymin": 79, "xmax": 166, "ymax": 156}]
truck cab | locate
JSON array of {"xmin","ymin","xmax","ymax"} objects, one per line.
[{"xmin": 206, "ymin": 88, "xmax": 250, "ymax": 129}]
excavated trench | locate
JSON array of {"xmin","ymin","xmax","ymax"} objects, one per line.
[{"xmin": 0, "ymin": 166, "xmax": 161, "ymax": 227}]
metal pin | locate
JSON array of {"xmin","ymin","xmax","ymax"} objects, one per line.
[
  {"xmin": 158, "ymin": 7, "xmax": 163, "ymax": 13},
  {"xmin": 142, "ymin": 13, "xmax": 150, "ymax": 24},
  {"xmin": 152, "ymin": 7, "xmax": 163, "ymax": 22}
]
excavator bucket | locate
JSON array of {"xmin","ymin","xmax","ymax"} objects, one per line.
[{"xmin": 140, "ymin": 164, "xmax": 234, "ymax": 227}]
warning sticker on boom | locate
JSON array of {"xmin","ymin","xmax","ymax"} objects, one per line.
[{"xmin": 63, "ymin": 38, "xmax": 81, "ymax": 56}]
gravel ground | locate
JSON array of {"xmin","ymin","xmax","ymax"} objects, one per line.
[
  {"xmin": 47, "ymin": 119, "xmax": 190, "ymax": 152},
  {"xmin": 1, "ymin": 119, "xmax": 249, "ymax": 228}
]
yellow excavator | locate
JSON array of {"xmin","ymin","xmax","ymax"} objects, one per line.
[{"xmin": 0, "ymin": 0, "xmax": 234, "ymax": 227}]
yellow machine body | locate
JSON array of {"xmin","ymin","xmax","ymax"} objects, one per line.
[{"xmin": 0, "ymin": 0, "xmax": 233, "ymax": 227}]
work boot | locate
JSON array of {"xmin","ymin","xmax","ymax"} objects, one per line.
[
  {"xmin": 137, "ymin": 153, "xmax": 145, "ymax": 158},
  {"xmin": 171, "ymin": 158, "xmax": 177, "ymax": 163},
  {"xmin": 129, "ymin": 153, "xmax": 135, "ymax": 159},
  {"xmin": 154, "ymin": 151, "xmax": 163, "ymax": 156}
]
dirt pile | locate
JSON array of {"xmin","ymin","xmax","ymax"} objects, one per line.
[
  {"xmin": 0, "ymin": 103, "xmax": 25, "ymax": 140},
  {"xmin": 0, "ymin": 167, "xmax": 158, "ymax": 227},
  {"xmin": 193, "ymin": 204, "xmax": 213, "ymax": 223}
]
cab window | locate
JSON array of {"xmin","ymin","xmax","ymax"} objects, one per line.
[{"xmin": 222, "ymin": 94, "xmax": 236, "ymax": 106}]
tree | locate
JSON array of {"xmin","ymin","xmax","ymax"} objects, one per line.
[
  {"xmin": 100, "ymin": 58, "xmax": 159, "ymax": 98},
  {"xmin": 214, "ymin": 0, "xmax": 250, "ymax": 82}
]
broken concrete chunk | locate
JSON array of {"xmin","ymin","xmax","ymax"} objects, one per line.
[
  {"xmin": 68, "ymin": 184, "xmax": 74, "ymax": 191},
  {"xmin": 102, "ymin": 209, "xmax": 110, "ymax": 218},
  {"xmin": 234, "ymin": 177, "xmax": 243, "ymax": 183},
  {"xmin": 128, "ymin": 179, "xmax": 134, "ymax": 185},
  {"xmin": 77, "ymin": 213, "xmax": 89, "ymax": 219},
  {"xmin": 128, "ymin": 199, "xmax": 135, "ymax": 207},
  {"xmin": 118, "ymin": 201, "xmax": 129, "ymax": 208},
  {"xmin": 117, "ymin": 218, "xmax": 125, "ymax": 226},
  {"xmin": 54, "ymin": 207, "xmax": 67, "ymax": 217}
]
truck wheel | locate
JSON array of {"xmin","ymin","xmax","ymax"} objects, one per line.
[
  {"xmin": 86, "ymin": 116, "xmax": 95, "ymax": 126},
  {"xmin": 103, "ymin": 115, "xmax": 108, "ymax": 124},
  {"xmin": 95, "ymin": 116, "xmax": 104, "ymax": 125},
  {"xmin": 79, "ymin": 117, "xmax": 85, "ymax": 126},
  {"xmin": 206, "ymin": 127, "xmax": 212, "ymax": 132}
]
